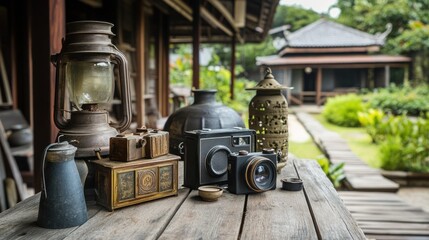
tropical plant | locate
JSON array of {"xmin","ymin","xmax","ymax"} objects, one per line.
[
  {"xmin": 316, "ymin": 156, "xmax": 346, "ymax": 189},
  {"xmin": 358, "ymin": 108, "xmax": 385, "ymax": 143}
]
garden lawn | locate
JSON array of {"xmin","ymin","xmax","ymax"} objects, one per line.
[
  {"xmin": 313, "ymin": 114, "xmax": 381, "ymax": 168},
  {"xmin": 289, "ymin": 139, "xmax": 323, "ymax": 159}
]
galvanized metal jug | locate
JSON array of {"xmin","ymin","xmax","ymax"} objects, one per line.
[{"xmin": 37, "ymin": 142, "xmax": 88, "ymax": 229}]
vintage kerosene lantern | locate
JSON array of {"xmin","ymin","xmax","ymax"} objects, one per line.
[
  {"xmin": 52, "ymin": 21, "xmax": 131, "ymax": 159},
  {"xmin": 246, "ymin": 67, "xmax": 289, "ymax": 171}
]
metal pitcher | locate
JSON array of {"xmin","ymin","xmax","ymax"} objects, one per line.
[{"xmin": 37, "ymin": 141, "xmax": 88, "ymax": 229}]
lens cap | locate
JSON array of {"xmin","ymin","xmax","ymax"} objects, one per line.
[{"xmin": 281, "ymin": 178, "xmax": 303, "ymax": 191}]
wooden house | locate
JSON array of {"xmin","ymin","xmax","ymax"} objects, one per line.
[{"xmin": 256, "ymin": 19, "xmax": 411, "ymax": 105}]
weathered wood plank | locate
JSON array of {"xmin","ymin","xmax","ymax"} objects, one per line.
[
  {"xmin": 0, "ymin": 194, "xmax": 102, "ymax": 240},
  {"xmin": 295, "ymin": 159, "xmax": 366, "ymax": 239},
  {"xmin": 240, "ymin": 159, "xmax": 317, "ymax": 240},
  {"xmin": 353, "ymin": 215, "xmax": 429, "ymax": 223},
  {"xmin": 64, "ymin": 188, "xmax": 190, "ymax": 240},
  {"xmin": 365, "ymin": 234, "xmax": 429, "ymax": 240},
  {"xmin": 359, "ymin": 221, "xmax": 429, "ymax": 230},
  {"xmin": 158, "ymin": 190, "xmax": 245, "ymax": 239},
  {"xmin": 345, "ymin": 175, "xmax": 399, "ymax": 192},
  {"xmin": 346, "ymin": 206, "xmax": 423, "ymax": 212}
]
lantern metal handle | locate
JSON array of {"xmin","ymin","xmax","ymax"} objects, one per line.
[
  {"xmin": 52, "ymin": 53, "xmax": 69, "ymax": 130},
  {"xmin": 110, "ymin": 50, "xmax": 131, "ymax": 132}
]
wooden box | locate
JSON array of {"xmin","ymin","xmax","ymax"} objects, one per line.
[
  {"xmin": 93, "ymin": 154, "xmax": 180, "ymax": 211},
  {"xmin": 143, "ymin": 129, "xmax": 169, "ymax": 158},
  {"xmin": 110, "ymin": 129, "xmax": 169, "ymax": 162},
  {"xmin": 109, "ymin": 133, "xmax": 146, "ymax": 162}
]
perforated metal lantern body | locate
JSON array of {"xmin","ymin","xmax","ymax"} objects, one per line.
[
  {"xmin": 247, "ymin": 68, "xmax": 288, "ymax": 169},
  {"xmin": 52, "ymin": 21, "xmax": 131, "ymax": 158}
]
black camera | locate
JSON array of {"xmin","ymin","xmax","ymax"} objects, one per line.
[
  {"xmin": 184, "ymin": 128, "xmax": 255, "ymax": 189},
  {"xmin": 228, "ymin": 149, "xmax": 277, "ymax": 194}
]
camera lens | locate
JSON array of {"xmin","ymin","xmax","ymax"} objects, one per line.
[
  {"xmin": 206, "ymin": 145, "xmax": 231, "ymax": 177},
  {"xmin": 245, "ymin": 157, "xmax": 276, "ymax": 192}
]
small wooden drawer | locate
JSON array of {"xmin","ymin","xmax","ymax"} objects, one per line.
[{"xmin": 93, "ymin": 154, "xmax": 180, "ymax": 211}]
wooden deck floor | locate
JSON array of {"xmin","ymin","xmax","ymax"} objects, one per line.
[
  {"xmin": 339, "ymin": 191, "xmax": 429, "ymax": 240},
  {"xmin": 294, "ymin": 112, "xmax": 429, "ymax": 239}
]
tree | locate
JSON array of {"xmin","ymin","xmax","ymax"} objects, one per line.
[
  {"xmin": 272, "ymin": 5, "xmax": 320, "ymax": 31},
  {"xmin": 336, "ymin": 0, "xmax": 429, "ymax": 83}
]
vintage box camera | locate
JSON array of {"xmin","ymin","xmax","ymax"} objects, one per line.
[
  {"xmin": 184, "ymin": 128, "xmax": 255, "ymax": 189},
  {"xmin": 228, "ymin": 149, "xmax": 277, "ymax": 194},
  {"xmin": 93, "ymin": 154, "xmax": 179, "ymax": 211},
  {"xmin": 110, "ymin": 128, "xmax": 169, "ymax": 162}
]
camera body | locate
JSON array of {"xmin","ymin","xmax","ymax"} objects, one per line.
[
  {"xmin": 228, "ymin": 149, "xmax": 277, "ymax": 194},
  {"xmin": 184, "ymin": 128, "xmax": 255, "ymax": 189}
]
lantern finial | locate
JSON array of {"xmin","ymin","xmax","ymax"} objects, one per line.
[{"xmin": 264, "ymin": 67, "xmax": 274, "ymax": 79}]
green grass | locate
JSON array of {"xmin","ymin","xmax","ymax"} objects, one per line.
[
  {"xmin": 313, "ymin": 114, "xmax": 381, "ymax": 168},
  {"xmin": 289, "ymin": 139, "xmax": 323, "ymax": 160}
]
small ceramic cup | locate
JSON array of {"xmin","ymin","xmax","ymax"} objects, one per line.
[{"xmin": 198, "ymin": 186, "xmax": 223, "ymax": 201}]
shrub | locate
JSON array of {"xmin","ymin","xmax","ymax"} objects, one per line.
[
  {"xmin": 377, "ymin": 114, "xmax": 429, "ymax": 172},
  {"xmin": 322, "ymin": 94, "xmax": 366, "ymax": 127},
  {"xmin": 365, "ymin": 84, "xmax": 429, "ymax": 116}
]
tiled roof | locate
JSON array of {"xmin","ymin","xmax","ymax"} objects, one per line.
[
  {"xmin": 256, "ymin": 54, "xmax": 411, "ymax": 66},
  {"xmin": 280, "ymin": 19, "xmax": 386, "ymax": 48}
]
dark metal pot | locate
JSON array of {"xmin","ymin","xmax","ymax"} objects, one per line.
[
  {"xmin": 163, "ymin": 89, "xmax": 245, "ymax": 158},
  {"xmin": 7, "ymin": 124, "xmax": 33, "ymax": 147}
]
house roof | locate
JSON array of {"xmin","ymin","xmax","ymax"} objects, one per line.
[
  {"xmin": 277, "ymin": 19, "xmax": 388, "ymax": 50},
  {"xmin": 256, "ymin": 54, "xmax": 411, "ymax": 67}
]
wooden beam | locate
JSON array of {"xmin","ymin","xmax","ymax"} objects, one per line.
[
  {"xmin": 135, "ymin": 0, "xmax": 146, "ymax": 127},
  {"xmin": 163, "ymin": 0, "xmax": 192, "ymax": 21},
  {"xmin": 31, "ymin": 0, "xmax": 64, "ymax": 192},
  {"xmin": 316, "ymin": 68, "xmax": 322, "ymax": 106},
  {"xmin": 234, "ymin": 0, "xmax": 246, "ymax": 27},
  {"xmin": 192, "ymin": 0, "xmax": 200, "ymax": 89},
  {"xmin": 206, "ymin": 0, "xmax": 243, "ymax": 42},
  {"xmin": 200, "ymin": 7, "xmax": 233, "ymax": 37}
]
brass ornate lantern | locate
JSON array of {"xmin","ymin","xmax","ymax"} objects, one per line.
[
  {"xmin": 52, "ymin": 21, "xmax": 131, "ymax": 158},
  {"xmin": 246, "ymin": 67, "xmax": 289, "ymax": 171}
]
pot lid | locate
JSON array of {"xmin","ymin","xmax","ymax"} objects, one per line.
[
  {"xmin": 246, "ymin": 67, "xmax": 289, "ymax": 90},
  {"xmin": 48, "ymin": 141, "xmax": 77, "ymax": 152}
]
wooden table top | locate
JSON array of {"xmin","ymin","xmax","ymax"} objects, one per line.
[{"xmin": 0, "ymin": 158, "xmax": 365, "ymax": 240}]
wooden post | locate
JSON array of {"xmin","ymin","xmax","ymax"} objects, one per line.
[
  {"xmin": 316, "ymin": 68, "xmax": 322, "ymax": 106},
  {"xmin": 31, "ymin": 0, "xmax": 65, "ymax": 192},
  {"xmin": 163, "ymin": 14, "xmax": 170, "ymax": 116},
  {"xmin": 11, "ymin": 1, "xmax": 33, "ymax": 126},
  {"xmin": 384, "ymin": 65, "xmax": 390, "ymax": 87},
  {"xmin": 192, "ymin": 0, "xmax": 200, "ymax": 90},
  {"xmin": 136, "ymin": 1, "xmax": 146, "ymax": 127},
  {"xmin": 156, "ymin": 11, "xmax": 170, "ymax": 117},
  {"xmin": 230, "ymin": 34, "xmax": 236, "ymax": 100}
]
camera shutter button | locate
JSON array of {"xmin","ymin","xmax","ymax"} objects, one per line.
[
  {"xmin": 262, "ymin": 148, "xmax": 275, "ymax": 154},
  {"xmin": 238, "ymin": 150, "xmax": 248, "ymax": 155}
]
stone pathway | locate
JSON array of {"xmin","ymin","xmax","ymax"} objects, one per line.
[{"xmin": 295, "ymin": 112, "xmax": 399, "ymax": 192}]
